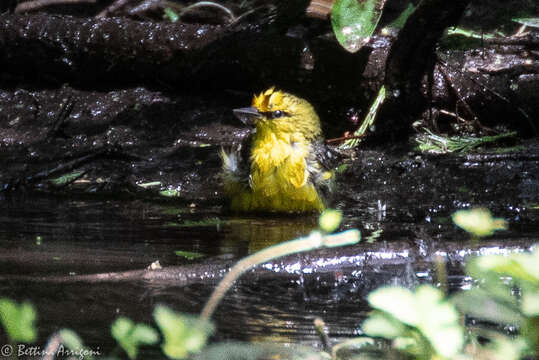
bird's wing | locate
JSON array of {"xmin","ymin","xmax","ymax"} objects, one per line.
[
  {"xmin": 307, "ymin": 141, "xmax": 343, "ymax": 202},
  {"xmin": 220, "ymin": 133, "xmax": 253, "ymax": 190}
]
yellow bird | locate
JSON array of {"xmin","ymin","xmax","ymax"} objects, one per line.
[{"xmin": 221, "ymin": 87, "xmax": 335, "ymax": 213}]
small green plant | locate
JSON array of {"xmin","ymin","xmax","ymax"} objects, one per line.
[
  {"xmin": 163, "ymin": 7, "xmax": 179, "ymax": 22},
  {"xmin": 352, "ymin": 208, "xmax": 536, "ymax": 360},
  {"xmin": 446, "ymin": 27, "xmax": 498, "ymax": 40},
  {"xmin": 387, "ymin": 2, "xmax": 416, "ymax": 29},
  {"xmin": 174, "ymin": 250, "xmax": 205, "ymax": 260},
  {"xmin": 111, "ymin": 317, "xmax": 159, "ymax": 359},
  {"xmin": 319, "ymin": 209, "xmax": 343, "ymax": 233},
  {"xmin": 48, "ymin": 171, "xmax": 85, "ymax": 187},
  {"xmin": 415, "ymin": 129, "xmax": 518, "ymax": 153},
  {"xmin": 453, "ymin": 246, "xmax": 539, "ymax": 357},
  {"xmin": 452, "ymin": 208, "xmax": 507, "ymax": 238},
  {"xmin": 512, "ymin": 18, "xmax": 539, "ymax": 29},
  {"xmin": 159, "ymin": 188, "xmax": 181, "ymax": 197},
  {"xmin": 362, "ymin": 285, "xmax": 464, "ymax": 359},
  {"xmin": 0, "ymin": 298, "xmax": 37, "ymax": 344},
  {"xmin": 154, "ymin": 305, "xmax": 214, "ymax": 360},
  {"xmin": 342, "ymin": 86, "xmax": 386, "ymax": 149}
]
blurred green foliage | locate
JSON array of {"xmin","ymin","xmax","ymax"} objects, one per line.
[
  {"xmin": 0, "ymin": 298, "xmax": 37, "ymax": 343},
  {"xmin": 111, "ymin": 317, "xmax": 159, "ymax": 359},
  {"xmin": 154, "ymin": 305, "xmax": 214, "ymax": 359}
]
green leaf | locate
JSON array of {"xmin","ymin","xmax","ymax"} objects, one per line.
[
  {"xmin": 57, "ymin": 329, "xmax": 96, "ymax": 360},
  {"xmin": 331, "ymin": 0, "xmax": 386, "ymax": 53},
  {"xmin": 319, "ymin": 209, "xmax": 342, "ymax": 233},
  {"xmin": 137, "ymin": 181, "xmax": 162, "ymax": 189},
  {"xmin": 367, "ymin": 287, "xmax": 419, "ymax": 326},
  {"xmin": 388, "ymin": 2, "xmax": 415, "ymax": 29},
  {"xmin": 332, "ymin": 337, "xmax": 376, "ymax": 359},
  {"xmin": 49, "ymin": 171, "xmax": 84, "ymax": 186},
  {"xmin": 0, "ymin": 298, "xmax": 37, "ymax": 343},
  {"xmin": 342, "ymin": 86, "xmax": 386, "ymax": 149},
  {"xmin": 336, "ymin": 164, "xmax": 349, "ymax": 173},
  {"xmin": 174, "ymin": 250, "xmax": 204, "ymax": 260},
  {"xmin": 512, "ymin": 17, "xmax": 539, "ymax": 28},
  {"xmin": 392, "ymin": 335, "xmax": 423, "ymax": 354},
  {"xmin": 361, "ymin": 311, "xmax": 407, "ymax": 339},
  {"xmin": 452, "ymin": 208, "xmax": 507, "ymax": 237},
  {"xmin": 111, "ymin": 317, "xmax": 159, "ymax": 360},
  {"xmin": 160, "ymin": 189, "xmax": 181, "ymax": 198},
  {"xmin": 153, "ymin": 305, "xmax": 214, "ymax": 359},
  {"xmin": 366, "ymin": 286, "xmax": 464, "ymax": 358},
  {"xmin": 522, "ymin": 290, "xmax": 539, "ymax": 316},
  {"xmin": 163, "ymin": 7, "xmax": 179, "ymax": 22},
  {"xmin": 58, "ymin": 329, "xmax": 85, "ymax": 350},
  {"xmin": 468, "ymin": 248, "xmax": 539, "ymax": 284},
  {"xmin": 477, "ymin": 335, "xmax": 526, "ymax": 360},
  {"xmin": 446, "ymin": 27, "xmax": 496, "ymax": 40},
  {"xmin": 414, "ymin": 286, "xmax": 463, "ymax": 358},
  {"xmin": 176, "ymin": 218, "xmax": 221, "ymax": 228},
  {"xmin": 453, "ymin": 288, "xmax": 523, "ymax": 325}
]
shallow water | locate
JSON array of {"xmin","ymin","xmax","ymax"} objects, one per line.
[{"xmin": 0, "ymin": 192, "xmax": 536, "ymax": 355}]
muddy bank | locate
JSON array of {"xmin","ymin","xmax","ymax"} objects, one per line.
[
  {"xmin": 1, "ymin": 0, "xmax": 538, "ymax": 201},
  {"xmin": 0, "ymin": 2, "xmax": 537, "ymax": 150}
]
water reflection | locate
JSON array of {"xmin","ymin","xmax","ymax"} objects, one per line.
[{"xmin": 0, "ymin": 195, "xmax": 536, "ymax": 353}]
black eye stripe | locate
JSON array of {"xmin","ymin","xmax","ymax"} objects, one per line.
[{"xmin": 260, "ymin": 110, "xmax": 289, "ymax": 119}]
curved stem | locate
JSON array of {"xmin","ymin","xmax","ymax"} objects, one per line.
[
  {"xmin": 200, "ymin": 229, "xmax": 360, "ymax": 320},
  {"xmin": 179, "ymin": 1, "xmax": 236, "ymax": 22}
]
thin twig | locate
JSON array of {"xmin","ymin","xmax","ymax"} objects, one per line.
[
  {"xmin": 439, "ymin": 109, "xmax": 469, "ymax": 123},
  {"xmin": 438, "ymin": 62, "xmax": 498, "ymax": 134},
  {"xmin": 314, "ymin": 318, "xmax": 333, "ymax": 352},
  {"xmin": 326, "ymin": 134, "xmax": 366, "ymax": 144},
  {"xmin": 438, "ymin": 57, "xmax": 537, "ymax": 135},
  {"xmin": 47, "ymin": 94, "xmax": 74, "ymax": 140},
  {"xmin": 178, "ymin": 1, "xmax": 236, "ymax": 22},
  {"xmin": 469, "ymin": 75, "xmax": 537, "ymax": 135},
  {"xmin": 96, "ymin": 0, "xmax": 132, "ymax": 18},
  {"xmin": 438, "ymin": 64, "xmax": 478, "ymax": 122},
  {"xmin": 15, "ymin": 0, "xmax": 96, "ymax": 13},
  {"xmin": 435, "ymin": 255, "xmax": 447, "ymax": 295},
  {"xmin": 127, "ymin": 0, "xmax": 160, "ymax": 16}
]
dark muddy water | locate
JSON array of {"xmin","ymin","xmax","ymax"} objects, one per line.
[{"xmin": 0, "ymin": 190, "xmax": 536, "ymax": 355}]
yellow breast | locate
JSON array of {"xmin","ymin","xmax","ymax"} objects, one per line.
[{"xmin": 228, "ymin": 129, "xmax": 324, "ymax": 213}]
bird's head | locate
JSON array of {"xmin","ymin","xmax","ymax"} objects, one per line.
[{"xmin": 233, "ymin": 88, "xmax": 322, "ymax": 141}]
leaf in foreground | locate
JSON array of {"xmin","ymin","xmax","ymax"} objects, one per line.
[
  {"xmin": 365, "ymin": 285, "xmax": 464, "ymax": 358},
  {"xmin": 111, "ymin": 317, "xmax": 159, "ymax": 360},
  {"xmin": 154, "ymin": 305, "xmax": 214, "ymax": 359},
  {"xmin": 452, "ymin": 208, "xmax": 507, "ymax": 237},
  {"xmin": 331, "ymin": 0, "xmax": 386, "ymax": 53},
  {"xmin": 0, "ymin": 298, "xmax": 37, "ymax": 343}
]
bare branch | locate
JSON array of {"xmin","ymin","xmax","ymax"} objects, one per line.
[
  {"xmin": 95, "ymin": 0, "xmax": 132, "ymax": 18},
  {"xmin": 15, "ymin": 0, "xmax": 96, "ymax": 13}
]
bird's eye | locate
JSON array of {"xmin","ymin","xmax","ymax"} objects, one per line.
[{"xmin": 272, "ymin": 110, "xmax": 283, "ymax": 118}]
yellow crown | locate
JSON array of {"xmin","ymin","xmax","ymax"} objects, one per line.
[{"xmin": 252, "ymin": 87, "xmax": 284, "ymax": 112}]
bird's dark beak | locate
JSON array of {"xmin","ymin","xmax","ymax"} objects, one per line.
[{"xmin": 233, "ymin": 107, "xmax": 260, "ymax": 126}]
